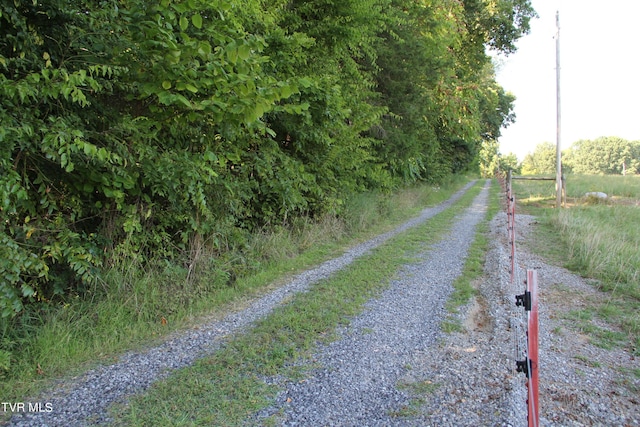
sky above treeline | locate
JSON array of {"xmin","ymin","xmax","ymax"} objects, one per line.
[{"xmin": 495, "ymin": 0, "xmax": 640, "ymax": 160}]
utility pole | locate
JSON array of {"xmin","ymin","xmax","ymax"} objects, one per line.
[{"xmin": 555, "ymin": 10, "xmax": 562, "ymax": 208}]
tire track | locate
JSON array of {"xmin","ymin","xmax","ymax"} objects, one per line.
[
  {"xmin": 254, "ymin": 180, "xmax": 491, "ymax": 426},
  {"xmin": 5, "ymin": 181, "xmax": 478, "ymax": 427}
]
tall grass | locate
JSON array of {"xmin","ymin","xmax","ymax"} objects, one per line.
[
  {"xmin": 552, "ymin": 206, "xmax": 640, "ymax": 294},
  {"xmin": 513, "ymin": 174, "xmax": 640, "ymax": 352},
  {"xmin": 0, "ymin": 175, "xmax": 472, "ymax": 403},
  {"xmin": 566, "ymin": 174, "xmax": 640, "ymax": 199},
  {"xmin": 513, "ymin": 173, "xmax": 640, "ymax": 206}
]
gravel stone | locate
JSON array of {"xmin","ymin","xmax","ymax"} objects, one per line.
[
  {"xmin": 400, "ymin": 204, "xmax": 640, "ymax": 426},
  {"xmin": 7, "ymin": 179, "xmax": 637, "ymax": 427},
  {"xmin": 252, "ymin": 180, "xmax": 493, "ymax": 426},
  {"xmin": 4, "ymin": 183, "xmax": 476, "ymax": 427}
]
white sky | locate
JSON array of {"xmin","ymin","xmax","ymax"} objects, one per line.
[{"xmin": 495, "ymin": 0, "xmax": 640, "ymax": 160}]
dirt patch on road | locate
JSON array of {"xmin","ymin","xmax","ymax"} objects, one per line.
[{"xmin": 463, "ymin": 294, "xmax": 494, "ymax": 333}]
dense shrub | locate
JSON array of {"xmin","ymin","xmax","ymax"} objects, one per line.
[{"xmin": 0, "ymin": 0, "xmax": 534, "ymax": 316}]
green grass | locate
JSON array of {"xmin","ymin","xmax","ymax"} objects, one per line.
[
  {"xmin": 441, "ymin": 179, "xmax": 501, "ymax": 331},
  {"xmin": 574, "ymin": 355, "xmax": 600, "ymax": 368},
  {"xmin": 512, "ymin": 174, "xmax": 640, "ymax": 355},
  {"xmin": 566, "ymin": 174, "xmax": 640, "ymax": 200},
  {"xmin": 513, "ymin": 173, "xmax": 640, "ymax": 210},
  {"xmin": 441, "ymin": 319, "xmax": 465, "ymax": 333},
  {"xmin": 553, "ymin": 206, "xmax": 640, "ymax": 286},
  {"xmin": 390, "ymin": 380, "xmax": 441, "ymax": 418},
  {"xmin": 616, "ymin": 367, "xmax": 640, "ymax": 395},
  {"xmin": 107, "ymin": 181, "xmax": 486, "ymax": 426},
  {"xmin": 0, "ymin": 175, "xmax": 474, "ymax": 406}
]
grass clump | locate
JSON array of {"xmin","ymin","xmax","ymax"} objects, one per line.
[
  {"xmin": 512, "ymin": 174, "xmax": 640, "ymax": 354},
  {"xmin": 550, "ymin": 205, "xmax": 640, "ymax": 352},
  {"xmin": 108, "ymin": 182, "xmax": 485, "ymax": 426},
  {"xmin": 390, "ymin": 380, "xmax": 441, "ymax": 418},
  {"xmin": 0, "ymin": 176, "xmax": 473, "ymax": 405}
]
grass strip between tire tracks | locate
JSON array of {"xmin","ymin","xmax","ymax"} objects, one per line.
[
  {"xmin": 109, "ymin": 182, "xmax": 487, "ymax": 426},
  {"xmin": 0, "ymin": 176, "xmax": 467, "ymax": 404},
  {"xmin": 441, "ymin": 179, "xmax": 501, "ymax": 333}
]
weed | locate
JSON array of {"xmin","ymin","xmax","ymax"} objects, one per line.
[
  {"xmin": 619, "ymin": 367, "xmax": 640, "ymax": 379},
  {"xmin": 513, "ymin": 174, "xmax": 640, "ymax": 355},
  {"xmin": 391, "ymin": 380, "xmax": 440, "ymax": 418},
  {"xmin": 574, "ymin": 354, "xmax": 601, "ymax": 368},
  {"xmin": 441, "ymin": 320, "xmax": 465, "ymax": 333},
  {"xmin": 108, "ymin": 181, "xmax": 485, "ymax": 426},
  {"xmin": 0, "ymin": 349, "xmax": 10, "ymax": 372},
  {"xmin": 566, "ymin": 309, "xmax": 593, "ymax": 322},
  {"xmin": 406, "ymin": 379, "xmax": 441, "ymax": 395}
]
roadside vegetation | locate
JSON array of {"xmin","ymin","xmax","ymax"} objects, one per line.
[
  {"xmin": 1, "ymin": 0, "xmax": 531, "ymax": 322},
  {"xmin": 108, "ymin": 181, "xmax": 485, "ymax": 426},
  {"xmin": 441, "ymin": 179, "xmax": 501, "ymax": 333},
  {"xmin": 0, "ymin": 176, "xmax": 471, "ymax": 405},
  {"xmin": 512, "ymin": 174, "xmax": 640, "ymax": 354},
  {"xmin": 2, "ymin": 0, "xmax": 534, "ymax": 403}
]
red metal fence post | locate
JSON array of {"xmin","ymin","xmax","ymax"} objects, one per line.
[
  {"xmin": 526, "ymin": 269, "xmax": 540, "ymax": 427},
  {"xmin": 509, "ymin": 175, "xmax": 540, "ymax": 426},
  {"xmin": 507, "ymin": 170, "xmax": 516, "ymax": 284}
]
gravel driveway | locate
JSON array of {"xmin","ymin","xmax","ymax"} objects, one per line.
[
  {"xmin": 7, "ymin": 178, "xmax": 638, "ymax": 427},
  {"xmin": 254, "ymin": 180, "xmax": 640, "ymax": 426},
  {"xmin": 394, "ymin": 207, "xmax": 640, "ymax": 426},
  {"xmin": 5, "ymin": 182, "xmax": 478, "ymax": 427},
  {"xmin": 253, "ymin": 181, "xmax": 494, "ymax": 426}
]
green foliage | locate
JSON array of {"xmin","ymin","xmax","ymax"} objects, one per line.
[
  {"xmin": 461, "ymin": 0, "xmax": 536, "ymax": 55},
  {"xmin": 499, "ymin": 152, "xmax": 522, "ymax": 175},
  {"xmin": 1, "ymin": 0, "xmax": 533, "ymax": 318},
  {"xmin": 0, "ymin": 349, "xmax": 10, "ymax": 372},
  {"xmin": 564, "ymin": 137, "xmax": 640, "ymax": 175},
  {"xmin": 521, "ymin": 142, "xmax": 557, "ymax": 175},
  {"xmin": 523, "ymin": 137, "xmax": 640, "ymax": 177},
  {"xmin": 478, "ymin": 140, "xmax": 500, "ymax": 177}
]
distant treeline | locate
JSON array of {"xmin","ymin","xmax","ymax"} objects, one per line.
[
  {"xmin": 498, "ymin": 137, "xmax": 640, "ymax": 175},
  {"xmin": 0, "ymin": 0, "xmax": 534, "ymax": 316}
]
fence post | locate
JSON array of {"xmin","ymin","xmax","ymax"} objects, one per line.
[
  {"xmin": 526, "ymin": 269, "xmax": 540, "ymax": 427},
  {"xmin": 506, "ymin": 170, "xmax": 516, "ymax": 284},
  {"xmin": 510, "ymin": 174, "xmax": 540, "ymax": 427}
]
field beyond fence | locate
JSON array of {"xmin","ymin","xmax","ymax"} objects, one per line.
[{"xmin": 511, "ymin": 174, "xmax": 640, "ymax": 355}]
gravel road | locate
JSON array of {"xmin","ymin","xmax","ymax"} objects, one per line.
[
  {"xmin": 252, "ymin": 180, "xmax": 495, "ymax": 426},
  {"xmin": 7, "ymin": 178, "xmax": 638, "ymax": 427},
  {"xmin": 253, "ymin": 180, "xmax": 640, "ymax": 426},
  {"xmin": 384, "ymin": 205, "xmax": 640, "ymax": 426},
  {"xmin": 4, "ymin": 182, "xmax": 477, "ymax": 427}
]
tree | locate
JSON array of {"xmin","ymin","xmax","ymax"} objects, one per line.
[
  {"xmin": 0, "ymin": 0, "xmax": 299, "ymax": 316},
  {"xmin": 0, "ymin": 0, "xmax": 536, "ymax": 317},
  {"xmin": 564, "ymin": 137, "xmax": 640, "ymax": 175},
  {"xmin": 372, "ymin": 0, "xmax": 529, "ymax": 182},
  {"xmin": 500, "ymin": 152, "xmax": 521, "ymax": 175},
  {"xmin": 521, "ymin": 142, "xmax": 557, "ymax": 175},
  {"xmin": 478, "ymin": 140, "xmax": 499, "ymax": 177}
]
